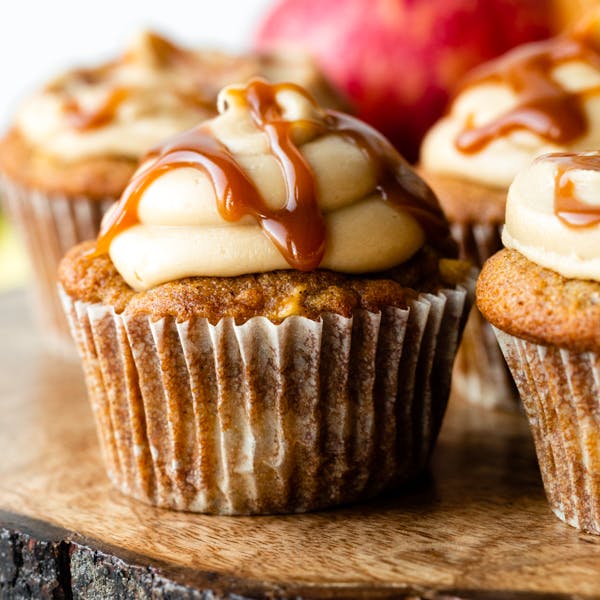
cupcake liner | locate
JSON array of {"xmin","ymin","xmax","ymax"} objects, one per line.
[
  {"xmin": 0, "ymin": 176, "xmax": 114, "ymax": 353},
  {"xmin": 60, "ymin": 281, "xmax": 471, "ymax": 515},
  {"xmin": 451, "ymin": 222, "xmax": 517, "ymax": 410},
  {"xmin": 494, "ymin": 327, "xmax": 600, "ymax": 534},
  {"xmin": 451, "ymin": 222, "xmax": 503, "ymax": 268}
]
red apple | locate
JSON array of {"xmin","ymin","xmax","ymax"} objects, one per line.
[{"xmin": 255, "ymin": 0, "xmax": 553, "ymax": 162}]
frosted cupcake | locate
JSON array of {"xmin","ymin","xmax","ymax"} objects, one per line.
[
  {"xmin": 0, "ymin": 30, "xmax": 342, "ymax": 351},
  {"xmin": 420, "ymin": 14, "xmax": 600, "ymax": 408},
  {"xmin": 479, "ymin": 151, "xmax": 600, "ymax": 533},
  {"xmin": 59, "ymin": 79, "xmax": 473, "ymax": 515}
]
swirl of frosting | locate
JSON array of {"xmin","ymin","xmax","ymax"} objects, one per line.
[
  {"xmin": 97, "ymin": 79, "xmax": 450, "ymax": 291},
  {"xmin": 503, "ymin": 151, "xmax": 600, "ymax": 281},
  {"xmin": 421, "ymin": 14, "xmax": 600, "ymax": 189},
  {"xmin": 15, "ymin": 31, "xmax": 339, "ymax": 162}
]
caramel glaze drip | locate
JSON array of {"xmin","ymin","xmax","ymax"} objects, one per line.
[
  {"xmin": 64, "ymin": 86, "xmax": 213, "ymax": 132},
  {"xmin": 541, "ymin": 153, "xmax": 600, "ymax": 227},
  {"xmin": 64, "ymin": 88, "xmax": 129, "ymax": 130},
  {"xmin": 455, "ymin": 29, "xmax": 600, "ymax": 154},
  {"xmin": 60, "ymin": 32, "xmax": 215, "ymax": 132},
  {"xmin": 95, "ymin": 79, "xmax": 450, "ymax": 271}
]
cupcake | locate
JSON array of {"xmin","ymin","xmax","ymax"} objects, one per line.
[
  {"xmin": 478, "ymin": 151, "xmax": 600, "ymax": 534},
  {"xmin": 59, "ymin": 79, "xmax": 473, "ymax": 515},
  {"xmin": 419, "ymin": 14, "xmax": 600, "ymax": 408},
  {"xmin": 0, "ymin": 30, "xmax": 343, "ymax": 352}
]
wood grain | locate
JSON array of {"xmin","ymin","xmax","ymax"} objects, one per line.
[{"xmin": 1, "ymin": 290, "xmax": 600, "ymax": 599}]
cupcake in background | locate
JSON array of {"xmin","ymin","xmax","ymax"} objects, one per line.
[
  {"xmin": 420, "ymin": 12, "xmax": 600, "ymax": 409},
  {"xmin": 478, "ymin": 151, "xmax": 600, "ymax": 534},
  {"xmin": 59, "ymin": 79, "xmax": 473, "ymax": 514},
  {"xmin": 0, "ymin": 30, "xmax": 343, "ymax": 352}
]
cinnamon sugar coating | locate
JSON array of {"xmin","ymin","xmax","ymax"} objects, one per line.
[
  {"xmin": 59, "ymin": 241, "xmax": 466, "ymax": 324},
  {"xmin": 418, "ymin": 168, "xmax": 507, "ymax": 224},
  {"xmin": 477, "ymin": 248, "xmax": 600, "ymax": 352},
  {"xmin": 0, "ymin": 129, "xmax": 136, "ymax": 199}
]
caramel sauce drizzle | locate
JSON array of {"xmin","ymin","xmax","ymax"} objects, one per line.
[
  {"xmin": 64, "ymin": 88, "xmax": 129, "ymax": 130},
  {"xmin": 542, "ymin": 153, "xmax": 600, "ymax": 227},
  {"xmin": 95, "ymin": 78, "xmax": 449, "ymax": 271},
  {"xmin": 64, "ymin": 86, "xmax": 213, "ymax": 132},
  {"xmin": 455, "ymin": 27, "xmax": 600, "ymax": 154},
  {"xmin": 327, "ymin": 112, "xmax": 449, "ymax": 245},
  {"xmin": 59, "ymin": 32, "xmax": 216, "ymax": 132}
]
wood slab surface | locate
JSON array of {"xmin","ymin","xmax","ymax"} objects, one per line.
[{"xmin": 1, "ymin": 290, "xmax": 600, "ymax": 599}]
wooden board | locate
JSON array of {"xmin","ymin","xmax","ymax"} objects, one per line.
[{"xmin": 1, "ymin": 290, "xmax": 600, "ymax": 599}]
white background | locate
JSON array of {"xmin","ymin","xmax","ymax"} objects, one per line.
[{"xmin": 0, "ymin": 0, "xmax": 273, "ymax": 126}]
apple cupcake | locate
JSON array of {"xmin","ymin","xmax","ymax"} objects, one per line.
[
  {"xmin": 0, "ymin": 30, "xmax": 342, "ymax": 352},
  {"xmin": 478, "ymin": 151, "xmax": 600, "ymax": 534},
  {"xmin": 59, "ymin": 79, "xmax": 473, "ymax": 515},
  {"xmin": 420, "ymin": 14, "xmax": 600, "ymax": 408}
]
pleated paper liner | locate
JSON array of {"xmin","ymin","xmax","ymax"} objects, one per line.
[
  {"xmin": 495, "ymin": 327, "xmax": 600, "ymax": 534},
  {"xmin": 0, "ymin": 177, "xmax": 114, "ymax": 354},
  {"xmin": 60, "ymin": 278, "xmax": 472, "ymax": 515},
  {"xmin": 451, "ymin": 222, "xmax": 517, "ymax": 410}
]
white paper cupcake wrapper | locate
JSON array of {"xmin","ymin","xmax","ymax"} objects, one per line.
[
  {"xmin": 494, "ymin": 327, "xmax": 600, "ymax": 534},
  {"xmin": 60, "ymin": 281, "xmax": 471, "ymax": 515},
  {"xmin": 451, "ymin": 222, "xmax": 517, "ymax": 409},
  {"xmin": 0, "ymin": 176, "xmax": 114, "ymax": 352}
]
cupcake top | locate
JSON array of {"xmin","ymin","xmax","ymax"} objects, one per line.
[
  {"xmin": 94, "ymin": 79, "xmax": 452, "ymax": 291},
  {"xmin": 421, "ymin": 14, "xmax": 600, "ymax": 190},
  {"xmin": 503, "ymin": 151, "xmax": 600, "ymax": 282},
  {"xmin": 14, "ymin": 31, "xmax": 338, "ymax": 162},
  {"xmin": 477, "ymin": 151, "xmax": 600, "ymax": 351},
  {"xmin": 0, "ymin": 32, "xmax": 343, "ymax": 198}
]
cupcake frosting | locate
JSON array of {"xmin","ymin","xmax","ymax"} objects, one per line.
[
  {"xmin": 503, "ymin": 151, "xmax": 600, "ymax": 281},
  {"xmin": 97, "ymin": 79, "xmax": 449, "ymax": 291},
  {"xmin": 421, "ymin": 16, "xmax": 600, "ymax": 189},
  {"xmin": 15, "ymin": 31, "xmax": 337, "ymax": 162}
]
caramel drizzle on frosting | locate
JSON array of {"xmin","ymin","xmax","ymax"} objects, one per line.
[
  {"xmin": 455, "ymin": 26, "xmax": 600, "ymax": 154},
  {"xmin": 95, "ymin": 79, "xmax": 449, "ymax": 271},
  {"xmin": 64, "ymin": 86, "xmax": 213, "ymax": 132},
  {"xmin": 541, "ymin": 152, "xmax": 600, "ymax": 227},
  {"xmin": 57, "ymin": 32, "xmax": 217, "ymax": 132},
  {"xmin": 64, "ymin": 88, "xmax": 129, "ymax": 130}
]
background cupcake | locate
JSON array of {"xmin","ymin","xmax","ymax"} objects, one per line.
[
  {"xmin": 0, "ymin": 30, "xmax": 343, "ymax": 351},
  {"xmin": 419, "ymin": 13, "xmax": 600, "ymax": 409},
  {"xmin": 59, "ymin": 79, "xmax": 473, "ymax": 515},
  {"xmin": 478, "ymin": 151, "xmax": 600, "ymax": 534}
]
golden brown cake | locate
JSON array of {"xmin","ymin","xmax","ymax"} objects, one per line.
[
  {"xmin": 478, "ymin": 151, "xmax": 600, "ymax": 534},
  {"xmin": 59, "ymin": 79, "xmax": 473, "ymax": 515},
  {"xmin": 420, "ymin": 13, "xmax": 600, "ymax": 409},
  {"xmin": 478, "ymin": 250, "xmax": 600, "ymax": 350},
  {"xmin": 0, "ymin": 31, "xmax": 344, "ymax": 352},
  {"xmin": 61, "ymin": 241, "xmax": 467, "ymax": 322}
]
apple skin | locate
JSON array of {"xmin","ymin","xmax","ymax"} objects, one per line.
[{"xmin": 255, "ymin": 0, "xmax": 553, "ymax": 162}]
